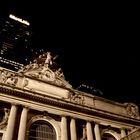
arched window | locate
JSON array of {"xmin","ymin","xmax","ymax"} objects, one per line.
[
  {"xmin": 28, "ymin": 120, "xmax": 56, "ymax": 140},
  {"xmin": 102, "ymin": 133, "xmax": 117, "ymax": 140}
]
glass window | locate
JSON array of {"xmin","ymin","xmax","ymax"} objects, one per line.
[
  {"xmin": 102, "ymin": 133, "xmax": 116, "ymax": 140},
  {"xmin": 28, "ymin": 120, "xmax": 56, "ymax": 140}
]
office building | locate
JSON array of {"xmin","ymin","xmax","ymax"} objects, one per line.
[{"xmin": 0, "ymin": 14, "xmax": 32, "ymax": 71}]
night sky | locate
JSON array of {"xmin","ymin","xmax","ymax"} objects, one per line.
[{"xmin": 1, "ymin": 2, "xmax": 139, "ymax": 107}]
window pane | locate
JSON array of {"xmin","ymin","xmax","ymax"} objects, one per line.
[{"xmin": 28, "ymin": 120, "xmax": 56, "ymax": 140}]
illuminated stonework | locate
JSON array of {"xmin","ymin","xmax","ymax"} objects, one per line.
[
  {"xmin": 18, "ymin": 52, "xmax": 72, "ymax": 89},
  {"xmin": 0, "ymin": 52, "xmax": 140, "ymax": 140}
]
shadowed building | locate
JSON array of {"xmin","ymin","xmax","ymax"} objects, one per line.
[
  {"xmin": 0, "ymin": 52, "xmax": 140, "ymax": 140},
  {"xmin": 0, "ymin": 14, "xmax": 32, "ymax": 71}
]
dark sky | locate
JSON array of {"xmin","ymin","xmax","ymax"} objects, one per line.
[{"xmin": 1, "ymin": 1, "xmax": 139, "ymax": 106}]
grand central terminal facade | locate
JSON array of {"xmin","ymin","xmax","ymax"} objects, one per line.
[{"xmin": 0, "ymin": 52, "xmax": 140, "ymax": 140}]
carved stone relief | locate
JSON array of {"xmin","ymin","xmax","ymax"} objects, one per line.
[
  {"xmin": 68, "ymin": 92, "xmax": 85, "ymax": 105},
  {"xmin": 0, "ymin": 69, "xmax": 18, "ymax": 86},
  {"xmin": 125, "ymin": 103, "xmax": 139, "ymax": 118},
  {"xmin": 17, "ymin": 52, "xmax": 72, "ymax": 89},
  {"xmin": 0, "ymin": 70, "xmax": 8, "ymax": 83},
  {"xmin": 5, "ymin": 75, "xmax": 18, "ymax": 86},
  {"xmin": 0, "ymin": 108, "xmax": 9, "ymax": 130}
]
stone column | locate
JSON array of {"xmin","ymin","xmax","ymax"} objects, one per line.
[
  {"xmin": 4, "ymin": 104, "xmax": 18, "ymax": 140},
  {"xmin": 121, "ymin": 128, "xmax": 126, "ymax": 138},
  {"xmin": 70, "ymin": 118, "xmax": 77, "ymax": 140},
  {"xmin": 61, "ymin": 116, "xmax": 68, "ymax": 140},
  {"xmin": 17, "ymin": 107, "xmax": 29, "ymax": 140},
  {"xmin": 94, "ymin": 123, "xmax": 101, "ymax": 140},
  {"xmin": 86, "ymin": 121, "xmax": 94, "ymax": 140}
]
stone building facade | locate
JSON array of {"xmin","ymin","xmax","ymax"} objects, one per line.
[{"xmin": 0, "ymin": 52, "xmax": 140, "ymax": 140}]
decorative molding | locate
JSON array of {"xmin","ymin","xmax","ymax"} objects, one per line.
[
  {"xmin": 0, "ymin": 51, "xmax": 72, "ymax": 89},
  {"xmin": 68, "ymin": 91, "xmax": 85, "ymax": 105},
  {"xmin": 26, "ymin": 114, "xmax": 61, "ymax": 140},
  {"xmin": 101, "ymin": 129, "xmax": 121, "ymax": 140},
  {"xmin": 125, "ymin": 103, "xmax": 139, "ymax": 119},
  {"xmin": 0, "ymin": 69, "xmax": 18, "ymax": 86},
  {"xmin": 18, "ymin": 52, "xmax": 72, "ymax": 89},
  {"xmin": 1, "ymin": 84, "xmax": 140, "ymax": 126}
]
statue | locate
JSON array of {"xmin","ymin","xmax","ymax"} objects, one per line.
[
  {"xmin": 0, "ymin": 70, "xmax": 8, "ymax": 83},
  {"xmin": 81, "ymin": 125, "xmax": 87, "ymax": 140},
  {"xmin": 55, "ymin": 68, "xmax": 65, "ymax": 78},
  {"xmin": 44, "ymin": 52, "xmax": 53, "ymax": 67},
  {"xmin": 16, "ymin": 51, "xmax": 72, "ymax": 88},
  {"xmin": 6, "ymin": 74, "xmax": 18, "ymax": 86},
  {"xmin": 126, "ymin": 103, "xmax": 139, "ymax": 118}
]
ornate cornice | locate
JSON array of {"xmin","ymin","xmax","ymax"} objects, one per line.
[{"xmin": 0, "ymin": 84, "xmax": 140, "ymax": 126}]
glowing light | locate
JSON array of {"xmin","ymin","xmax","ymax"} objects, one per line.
[
  {"xmin": 0, "ymin": 57, "xmax": 23, "ymax": 67},
  {"xmin": 9, "ymin": 14, "xmax": 30, "ymax": 26}
]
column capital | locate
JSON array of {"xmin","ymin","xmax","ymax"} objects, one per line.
[
  {"xmin": 120, "ymin": 128, "xmax": 126, "ymax": 138},
  {"xmin": 23, "ymin": 106, "xmax": 30, "ymax": 111},
  {"xmin": 94, "ymin": 121, "xmax": 100, "ymax": 125},
  {"xmin": 19, "ymin": 105, "xmax": 30, "ymax": 111},
  {"xmin": 61, "ymin": 114, "xmax": 68, "ymax": 117},
  {"xmin": 70, "ymin": 116, "xmax": 77, "ymax": 120},
  {"xmin": 86, "ymin": 120, "xmax": 93, "ymax": 123},
  {"xmin": 120, "ymin": 127, "xmax": 126, "ymax": 130},
  {"xmin": 11, "ymin": 102, "xmax": 19, "ymax": 106}
]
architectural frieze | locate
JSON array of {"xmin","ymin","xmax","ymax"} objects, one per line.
[
  {"xmin": 1, "ymin": 84, "xmax": 140, "ymax": 126},
  {"xmin": 125, "ymin": 103, "xmax": 139, "ymax": 119},
  {"xmin": 1, "ymin": 51, "xmax": 140, "ymax": 138},
  {"xmin": 1, "ymin": 54, "xmax": 140, "ymax": 120}
]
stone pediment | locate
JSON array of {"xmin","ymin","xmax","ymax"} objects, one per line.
[
  {"xmin": 0, "ymin": 52, "xmax": 72, "ymax": 99},
  {"xmin": 18, "ymin": 52, "xmax": 72, "ymax": 89}
]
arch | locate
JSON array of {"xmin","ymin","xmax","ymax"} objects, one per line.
[
  {"xmin": 101, "ymin": 129, "xmax": 120, "ymax": 140},
  {"xmin": 26, "ymin": 115, "xmax": 61, "ymax": 140}
]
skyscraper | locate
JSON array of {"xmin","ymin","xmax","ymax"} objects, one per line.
[{"xmin": 0, "ymin": 14, "xmax": 32, "ymax": 71}]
